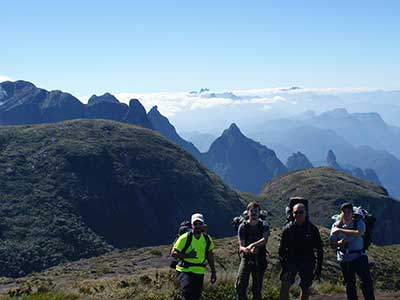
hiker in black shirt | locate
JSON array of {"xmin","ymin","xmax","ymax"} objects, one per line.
[
  {"xmin": 236, "ymin": 202, "xmax": 270, "ymax": 300},
  {"xmin": 279, "ymin": 202, "xmax": 323, "ymax": 300}
]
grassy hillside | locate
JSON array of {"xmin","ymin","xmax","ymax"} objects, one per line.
[
  {"xmin": 259, "ymin": 167, "xmax": 400, "ymax": 245},
  {"xmin": 0, "ymin": 119, "xmax": 243, "ymax": 277},
  {"xmin": 0, "ymin": 229, "xmax": 398, "ymax": 300}
]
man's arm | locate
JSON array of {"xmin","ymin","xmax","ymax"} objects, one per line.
[
  {"xmin": 314, "ymin": 227, "xmax": 324, "ymax": 277},
  {"xmin": 239, "ymin": 238, "xmax": 251, "ymax": 254},
  {"xmin": 278, "ymin": 228, "xmax": 288, "ymax": 263},
  {"xmin": 170, "ymin": 248, "xmax": 197, "ymax": 260},
  {"xmin": 247, "ymin": 229, "xmax": 269, "ymax": 249},
  {"xmin": 237, "ymin": 224, "xmax": 251, "ymax": 254},
  {"xmin": 207, "ymin": 250, "xmax": 217, "ymax": 284},
  {"xmin": 332, "ymin": 220, "xmax": 365, "ymax": 238},
  {"xmin": 332, "ymin": 227, "xmax": 362, "ymax": 237}
]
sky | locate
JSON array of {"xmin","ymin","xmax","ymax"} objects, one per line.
[{"xmin": 1, "ymin": 0, "xmax": 400, "ymax": 97}]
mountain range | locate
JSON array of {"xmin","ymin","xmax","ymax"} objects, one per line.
[
  {"xmin": 0, "ymin": 81, "xmax": 152, "ymax": 129},
  {"xmin": 249, "ymin": 109, "xmax": 400, "ymax": 199},
  {"xmin": 1, "ymin": 80, "xmax": 392, "ymax": 197}
]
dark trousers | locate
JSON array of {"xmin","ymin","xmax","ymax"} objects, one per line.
[
  {"xmin": 340, "ymin": 255, "xmax": 375, "ymax": 300},
  {"xmin": 176, "ymin": 271, "xmax": 204, "ymax": 300},
  {"xmin": 235, "ymin": 257, "xmax": 267, "ymax": 300}
]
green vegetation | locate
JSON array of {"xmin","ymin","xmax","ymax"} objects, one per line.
[
  {"xmin": 259, "ymin": 167, "xmax": 400, "ymax": 244},
  {"xmin": 0, "ymin": 119, "xmax": 243, "ymax": 277},
  {"xmin": 0, "ymin": 229, "xmax": 398, "ymax": 300}
]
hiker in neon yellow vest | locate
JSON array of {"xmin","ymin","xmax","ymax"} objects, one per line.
[{"xmin": 170, "ymin": 213, "xmax": 217, "ymax": 300}]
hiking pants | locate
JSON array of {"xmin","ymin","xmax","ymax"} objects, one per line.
[
  {"xmin": 235, "ymin": 257, "xmax": 267, "ymax": 300},
  {"xmin": 176, "ymin": 271, "xmax": 204, "ymax": 300},
  {"xmin": 340, "ymin": 255, "xmax": 375, "ymax": 300}
]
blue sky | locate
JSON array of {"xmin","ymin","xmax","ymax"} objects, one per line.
[{"xmin": 1, "ymin": 0, "xmax": 399, "ymax": 96}]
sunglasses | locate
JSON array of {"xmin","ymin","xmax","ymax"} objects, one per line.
[
  {"xmin": 193, "ymin": 222, "xmax": 203, "ymax": 226},
  {"xmin": 293, "ymin": 210, "xmax": 305, "ymax": 215}
]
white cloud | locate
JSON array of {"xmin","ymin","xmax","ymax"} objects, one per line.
[
  {"xmin": 0, "ymin": 75, "xmax": 12, "ymax": 83},
  {"xmin": 75, "ymin": 86, "xmax": 390, "ymax": 118}
]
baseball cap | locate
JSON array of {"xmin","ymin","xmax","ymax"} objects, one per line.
[
  {"xmin": 340, "ymin": 202, "xmax": 353, "ymax": 211},
  {"xmin": 191, "ymin": 213, "xmax": 204, "ymax": 224}
]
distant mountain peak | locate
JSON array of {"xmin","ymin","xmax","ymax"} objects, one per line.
[
  {"xmin": 88, "ymin": 93, "xmax": 120, "ymax": 105},
  {"xmin": 149, "ymin": 105, "xmax": 160, "ymax": 114},
  {"xmin": 199, "ymin": 88, "xmax": 210, "ymax": 94},
  {"xmin": 327, "ymin": 149, "xmax": 337, "ymax": 164},
  {"xmin": 321, "ymin": 108, "xmax": 349, "ymax": 118},
  {"xmin": 223, "ymin": 123, "xmax": 243, "ymax": 137},
  {"xmin": 129, "ymin": 98, "xmax": 146, "ymax": 112},
  {"xmin": 281, "ymin": 86, "xmax": 302, "ymax": 92},
  {"xmin": 286, "ymin": 151, "xmax": 313, "ymax": 172}
]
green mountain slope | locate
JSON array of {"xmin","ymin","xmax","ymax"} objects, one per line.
[
  {"xmin": 259, "ymin": 167, "xmax": 400, "ymax": 245},
  {"xmin": 0, "ymin": 229, "xmax": 398, "ymax": 300},
  {"xmin": 0, "ymin": 119, "xmax": 243, "ymax": 277}
]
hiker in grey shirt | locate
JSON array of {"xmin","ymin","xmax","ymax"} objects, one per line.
[{"xmin": 330, "ymin": 202, "xmax": 375, "ymax": 300}]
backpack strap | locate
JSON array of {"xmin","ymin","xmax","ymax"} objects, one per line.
[
  {"xmin": 179, "ymin": 233, "xmax": 211, "ymax": 268},
  {"xmin": 204, "ymin": 233, "xmax": 211, "ymax": 255},
  {"xmin": 181, "ymin": 231, "xmax": 193, "ymax": 254},
  {"xmin": 244, "ymin": 222, "xmax": 249, "ymax": 246}
]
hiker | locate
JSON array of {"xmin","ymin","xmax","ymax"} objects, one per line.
[
  {"xmin": 170, "ymin": 213, "xmax": 217, "ymax": 300},
  {"xmin": 330, "ymin": 202, "xmax": 375, "ymax": 300},
  {"xmin": 279, "ymin": 198, "xmax": 323, "ymax": 300},
  {"xmin": 235, "ymin": 201, "xmax": 270, "ymax": 300}
]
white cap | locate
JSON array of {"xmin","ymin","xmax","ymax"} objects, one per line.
[{"xmin": 191, "ymin": 213, "xmax": 204, "ymax": 224}]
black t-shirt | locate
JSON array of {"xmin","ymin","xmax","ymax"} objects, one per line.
[
  {"xmin": 238, "ymin": 220, "xmax": 270, "ymax": 259},
  {"xmin": 279, "ymin": 221, "xmax": 323, "ymax": 265}
]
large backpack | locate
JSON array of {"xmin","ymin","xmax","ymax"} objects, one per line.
[
  {"xmin": 231, "ymin": 210, "xmax": 269, "ymax": 260},
  {"xmin": 353, "ymin": 206, "xmax": 376, "ymax": 251},
  {"xmin": 285, "ymin": 197, "xmax": 309, "ymax": 224},
  {"xmin": 232, "ymin": 209, "xmax": 268, "ymax": 233},
  {"xmin": 169, "ymin": 221, "xmax": 211, "ymax": 269},
  {"xmin": 332, "ymin": 206, "xmax": 376, "ymax": 251}
]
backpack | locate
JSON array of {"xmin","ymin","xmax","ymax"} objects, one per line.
[
  {"xmin": 352, "ymin": 206, "xmax": 376, "ymax": 251},
  {"xmin": 231, "ymin": 210, "xmax": 269, "ymax": 260},
  {"xmin": 232, "ymin": 209, "xmax": 268, "ymax": 233},
  {"xmin": 169, "ymin": 221, "xmax": 211, "ymax": 269},
  {"xmin": 285, "ymin": 197, "xmax": 309, "ymax": 224},
  {"xmin": 332, "ymin": 206, "xmax": 376, "ymax": 252}
]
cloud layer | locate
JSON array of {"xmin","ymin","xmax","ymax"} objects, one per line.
[{"xmin": 106, "ymin": 87, "xmax": 381, "ymax": 118}]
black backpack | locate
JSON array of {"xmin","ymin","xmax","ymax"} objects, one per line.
[
  {"xmin": 169, "ymin": 221, "xmax": 211, "ymax": 269},
  {"xmin": 232, "ymin": 209, "xmax": 268, "ymax": 233},
  {"xmin": 231, "ymin": 210, "xmax": 269, "ymax": 260},
  {"xmin": 285, "ymin": 197, "xmax": 309, "ymax": 224}
]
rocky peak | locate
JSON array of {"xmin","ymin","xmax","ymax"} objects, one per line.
[
  {"xmin": 286, "ymin": 151, "xmax": 313, "ymax": 172},
  {"xmin": 148, "ymin": 106, "xmax": 201, "ymax": 159},
  {"xmin": 88, "ymin": 93, "xmax": 120, "ymax": 105},
  {"xmin": 222, "ymin": 123, "xmax": 244, "ymax": 138},
  {"xmin": 129, "ymin": 99, "xmax": 146, "ymax": 114}
]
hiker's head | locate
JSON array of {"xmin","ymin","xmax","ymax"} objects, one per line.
[
  {"xmin": 191, "ymin": 213, "xmax": 204, "ymax": 233},
  {"xmin": 340, "ymin": 202, "xmax": 353, "ymax": 223},
  {"xmin": 247, "ymin": 202, "xmax": 261, "ymax": 221},
  {"xmin": 293, "ymin": 203, "xmax": 306, "ymax": 224}
]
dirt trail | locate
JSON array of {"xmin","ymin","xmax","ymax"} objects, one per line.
[{"xmin": 312, "ymin": 293, "xmax": 400, "ymax": 300}]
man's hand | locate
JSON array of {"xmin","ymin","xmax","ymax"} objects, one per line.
[
  {"xmin": 210, "ymin": 271, "xmax": 217, "ymax": 284},
  {"xmin": 246, "ymin": 243, "xmax": 258, "ymax": 254},
  {"xmin": 331, "ymin": 227, "xmax": 342, "ymax": 235},
  {"xmin": 337, "ymin": 239, "xmax": 346, "ymax": 246},
  {"xmin": 241, "ymin": 246, "xmax": 251, "ymax": 255},
  {"xmin": 249, "ymin": 246, "xmax": 258, "ymax": 254},
  {"xmin": 185, "ymin": 249, "xmax": 197, "ymax": 259}
]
